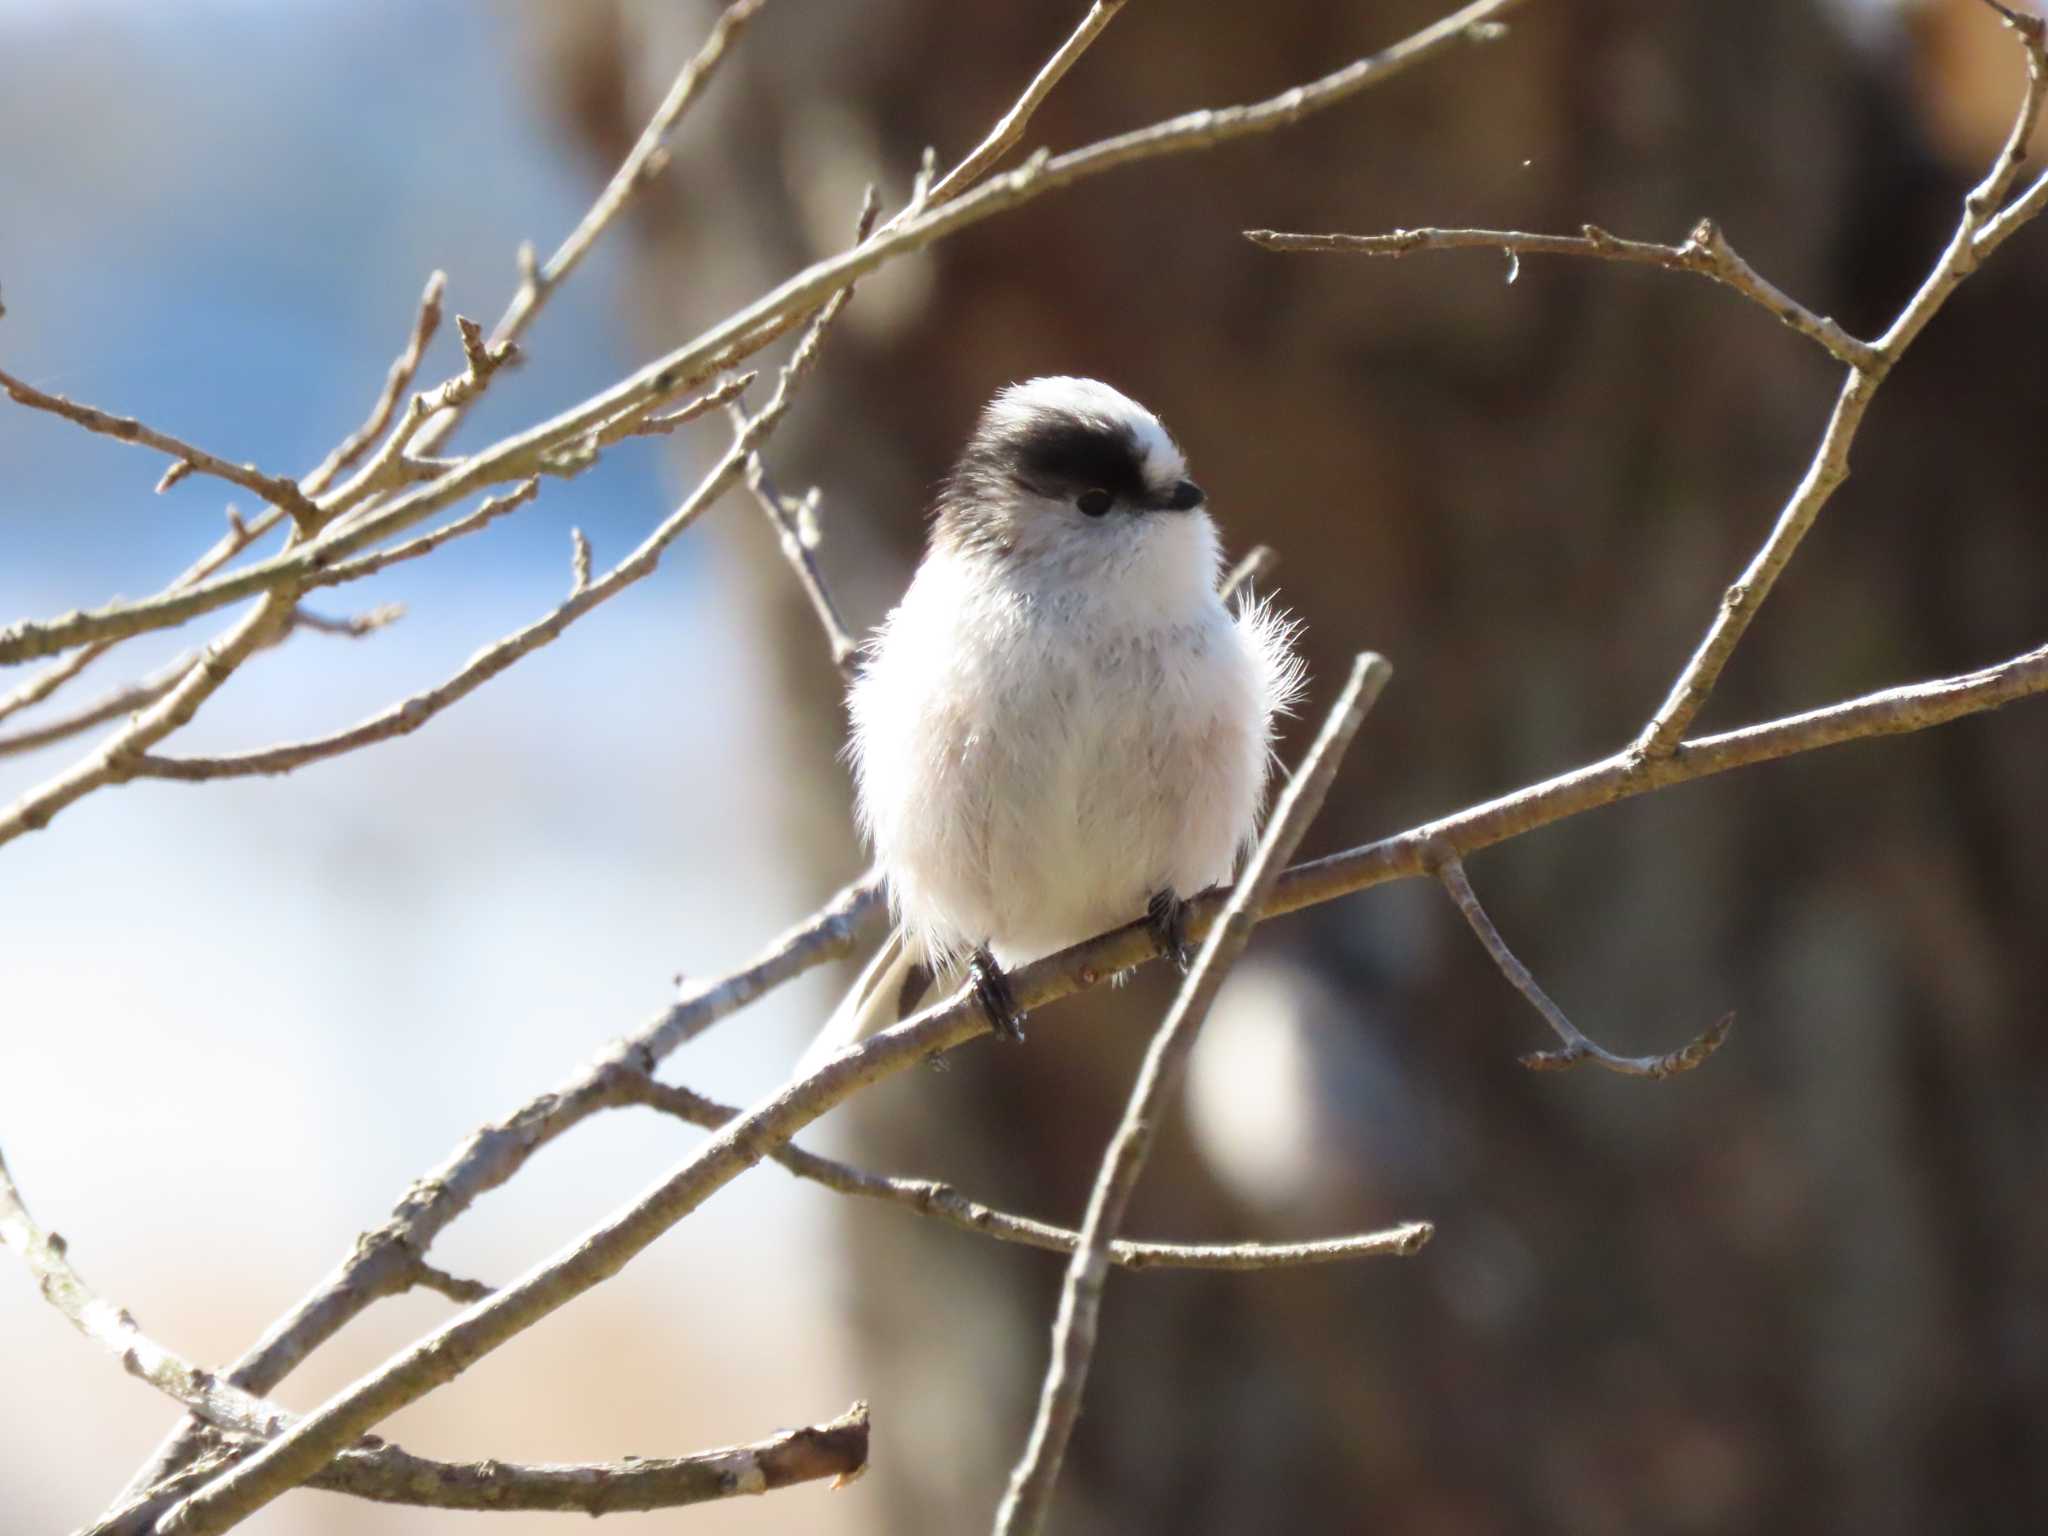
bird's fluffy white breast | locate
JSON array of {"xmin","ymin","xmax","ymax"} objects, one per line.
[{"xmin": 851, "ymin": 512, "xmax": 1302, "ymax": 969}]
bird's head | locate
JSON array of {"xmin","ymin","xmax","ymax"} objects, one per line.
[{"xmin": 932, "ymin": 377, "xmax": 1217, "ymax": 599}]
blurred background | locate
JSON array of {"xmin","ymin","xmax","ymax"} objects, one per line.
[{"xmin": 3, "ymin": 0, "xmax": 2045, "ymax": 1532}]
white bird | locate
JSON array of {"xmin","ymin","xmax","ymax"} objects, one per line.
[{"xmin": 801, "ymin": 376, "xmax": 1304, "ymax": 1068}]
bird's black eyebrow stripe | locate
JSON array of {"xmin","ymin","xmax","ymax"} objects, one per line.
[{"xmin": 1011, "ymin": 416, "xmax": 1150, "ymax": 499}]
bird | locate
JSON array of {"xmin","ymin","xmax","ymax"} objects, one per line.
[{"xmin": 799, "ymin": 376, "xmax": 1304, "ymax": 1069}]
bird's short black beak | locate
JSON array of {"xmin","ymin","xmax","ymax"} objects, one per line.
[{"xmin": 1156, "ymin": 479, "xmax": 1205, "ymax": 512}]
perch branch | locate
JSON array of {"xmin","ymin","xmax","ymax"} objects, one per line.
[
  {"xmin": 995, "ymin": 652, "xmax": 1392, "ymax": 1536},
  {"xmin": 1434, "ymin": 852, "xmax": 1732, "ymax": 1077},
  {"xmin": 149, "ymin": 633, "xmax": 2048, "ymax": 1536}
]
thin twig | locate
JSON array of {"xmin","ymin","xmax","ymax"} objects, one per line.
[
  {"xmin": 299, "ymin": 478, "xmax": 540, "ymax": 592},
  {"xmin": 1632, "ymin": 14, "xmax": 2048, "ymax": 757},
  {"xmin": 616, "ymin": 372, "xmax": 755, "ymax": 440},
  {"xmin": 0, "ymin": 590, "xmax": 297, "ymax": 845},
  {"xmin": 0, "ymin": 0, "xmax": 1531, "ymax": 668},
  {"xmin": 406, "ymin": 0, "xmax": 770, "ymax": 460},
  {"xmin": 0, "ymin": 366, "xmax": 323, "ymax": 530},
  {"xmin": 300, "ymin": 271, "xmax": 447, "ymax": 497},
  {"xmin": 129, "ymin": 202, "xmax": 872, "ymax": 787},
  {"xmin": 995, "ymin": 652, "xmax": 1393, "ymax": 1536},
  {"xmin": 1219, "ymin": 543, "xmax": 1277, "ymax": 603},
  {"xmin": 399, "ymin": 1259, "xmax": 492, "ymax": 1305},
  {"xmin": 317, "ymin": 315, "xmax": 516, "ymax": 521},
  {"xmin": 1246, "ymin": 222, "xmax": 1881, "ymax": 369},
  {"xmin": 0, "ymin": 604, "xmax": 395, "ymax": 760},
  {"xmin": 733, "ymin": 429, "xmax": 861, "ymax": 677},
  {"xmin": 568, "ymin": 527, "xmax": 593, "ymax": 597},
  {"xmin": 624, "ymin": 1076, "xmax": 1430, "ymax": 1269},
  {"xmin": 285, "ymin": 604, "xmax": 404, "ymax": 640},
  {"xmin": 0, "ymin": 656, "xmax": 186, "ymax": 758},
  {"xmin": 0, "ymin": 502, "xmax": 286, "ymax": 734},
  {"xmin": 0, "ymin": 1146, "xmax": 299, "ymax": 1444},
  {"xmin": 1435, "ymin": 852, "xmax": 1732, "ymax": 1077},
  {"xmin": 921, "ymin": 0, "xmax": 1129, "ymax": 208}
]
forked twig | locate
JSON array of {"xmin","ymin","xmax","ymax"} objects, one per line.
[{"xmin": 1434, "ymin": 852, "xmax": 1732, "ymax": 1078}]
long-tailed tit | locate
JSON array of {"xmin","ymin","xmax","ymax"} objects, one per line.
[{"xmin": 801, "ymin": 377, "xmax": 1303, "ymax": 1067}]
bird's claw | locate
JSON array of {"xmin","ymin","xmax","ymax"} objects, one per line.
[
  {"xmin": 970, "ymin": 948, "xmax": 1026, "ymax": 1042},
  {"xmin": 1147, "ymin": 890, "xmax": 1193, "ymax": 973}
]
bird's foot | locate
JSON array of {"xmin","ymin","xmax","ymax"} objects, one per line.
[
  {"xmin": 970, "ymin": 947, "xmax": 1026, "ymax": 1043},
  {"xmin": 1147, "ymin": 889, "xmax": 1193, "ymax": 974}
]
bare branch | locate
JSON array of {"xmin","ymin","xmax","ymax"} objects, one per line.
[
  {"xmin": 1633, "ymin": 14, "xmax": 2048, "ymax": 757},
  {"xmin": 0, "ymin": 367, "xmax": 321, "ymax": 530},
  {"xmin": 9, "ymin": 1145, "xmax": 860, "ymax": 1529},
  {"xmin": 301, "ymin": 478, "xmax": 540, "ymax": 591},
  {"xmin": 0, "ymin": 0, "xmax": 1530, "ymax": 668},
  {"xmin": 0, "ymin": 592, "xmax": 294, "ymax": 847},
  {"xmin": 921, "ymin": 0, "xmax": 1128, "ymax": 207},
  {"xmin": 615, "ymin": 371, "xmax": 755, "ymax": 440},
  {"xmin": 285, "ymin": 604, "xmax": 404, "ymax": 640},
  {"xmin": 624, "ymin": 1076, "xmax": 1430, "ymax": 1269},
  {"xmin": 1434, "ymin": 852, "xmax": 1731, "ymax": 1077},
  {"xmin": 144, "ymin": 628, "xmax": 2048, "ymax": 1536},
  {"xmin": 311, "ymin": 1404, "xmax": 869, "ymax": 1515},
  {"xmin": 1246, "ymin": 221, "xmax": 1881, "ymax": 369},
  {"xmin": 407, "ymin": 0, "xmax": 768, "ymax": 462},
  {"xmin": 131, "ymin": 193, "xmax": 877, "ymax": 788},
  {"xmin": 402, "ymin": 1259, "xmax": 492, "ymax": 1306},
  {"xmin": 734, "ymin": 428, "xmax": 860, "ymax": 677},
  {"xmin": 0, "ymin": 604, "xmax": 390, "ymax": 760},
  {"xmin": 318, "ymin": 315, "xmax": 518, "ymax": 521},
  {"xmin": 0, "ymin": 1146, "xmax": 297, "ymax": 1444},
  {"xmin": 996, "ymin": 652, "xmax": 1393, "ymax": 1536},
  {"xmin": 4, "ymin": 1152, "xmax": 864, "ymax": 1529},
  {"xmin": 121, "ymin": 874, "xmax": 885, "ymax": 1500},
  {"xmin": 301, "ymin": 271, "xmax": 447, "ymax": 497},
  {"xmin": 129, "ymin": 238, "xmax": 865, "ymax": 786},
  {"xmin": 0, "ymin": 646, "xmax": 119, "ymax": 737},
  {"xmin": 1219, "ymin": 543, "xmax": 1278, "ymax": 603},
  {"xmin": 0, "ymin": 501, "xmax": 287, "ymax": 736}
]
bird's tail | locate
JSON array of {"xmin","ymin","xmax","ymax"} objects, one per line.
[{"xmin": 793, "ymin": 928, "xmax": 935, "ymax": 1076}]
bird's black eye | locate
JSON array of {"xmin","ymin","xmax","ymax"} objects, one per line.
[{"xmin": 1077, "ymin": 488, "xmax": 1113, "ymax": 517}]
